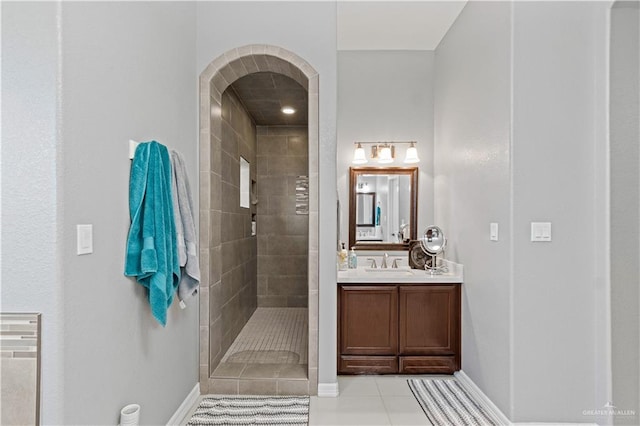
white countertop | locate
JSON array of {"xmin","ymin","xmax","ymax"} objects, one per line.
[{"xmin": 337, "ymin": 260, "xmax": 464, "ymax": 284}]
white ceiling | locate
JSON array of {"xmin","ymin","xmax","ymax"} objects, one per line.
[{"xmin": 337, "ymin": 1, "xmax": 467, "ymax": 51}]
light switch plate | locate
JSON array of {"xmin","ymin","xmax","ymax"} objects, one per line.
[
  {"xmin": 77, "ymin": 224, "xmax": 93, "ymax": 255},
  {"xmin": 490, "ymin": 223, "xmax": 499, "ymax": 241},
  {"xmin": 531, "ymin": 222, "xmax": 551, "ymax": 242}
]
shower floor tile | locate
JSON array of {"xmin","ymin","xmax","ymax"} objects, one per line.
[
  {"xmin": 212, "ymin": 307, "xmax": 308, "ymax": 380},
  {"xmin": 221, "ymin": 307, "xmax": 307, "ymax": 364}
]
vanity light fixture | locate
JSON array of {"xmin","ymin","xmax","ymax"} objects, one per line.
[
  {"xmin": 403, "ymin": 141, "xmax": 420, "ymax": 163},
  {"xmin": 351, "ymin": 141, "xmax": 419, "ymax": 164},
  {"xmin": 378, "ymin": 144, "xmax": 394, "ymax": 164},
  {"xmin": 352, "ymin": 143, "xmax": 368, "ymax": 164},
  {"xmin": 281, "ymin": 106, "xmax": 296, "ymax": 115}
]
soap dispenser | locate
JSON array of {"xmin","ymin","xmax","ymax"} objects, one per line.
[
  {"xmin": 338, "ymin": 242, "xmax": 348, "ymax": 271},
  {"xmin": 348, "ymin": 247, "xmax": 357, "ymax": 269}
]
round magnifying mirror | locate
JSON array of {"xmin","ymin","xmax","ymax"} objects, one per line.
[{"xmin": 420, "ymin": 225, "xmax": 446, "ymax": 255}]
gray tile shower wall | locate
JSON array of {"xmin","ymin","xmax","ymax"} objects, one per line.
[
  {"xmin": 213, "ymin": 88, "xmax": 258, "ymax": 367},
  {"xmin": 256, "ymin": 126, "xmax": 309, "ymax": 307}
]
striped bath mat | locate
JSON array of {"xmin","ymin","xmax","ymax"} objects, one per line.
[
  {"xmin": 408, "ymin": 378, "xmax": 502, "ymax": 426},
  {"xmin": 187, "ymin": 395, "xmax": 309, "ymax": 425}
]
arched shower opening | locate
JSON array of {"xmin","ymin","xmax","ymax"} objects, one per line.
[{"xmin": 198, "ymin": 45, "xmax": 319, "ymax": 395}]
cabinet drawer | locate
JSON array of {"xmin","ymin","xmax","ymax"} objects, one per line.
[
  {"xmin": 339, "ymin": 356, "xmax": 398, "ymax": 374},
  {"xmin": 399, "ymin": 356, "xmax": 458, "ymax": 374}
]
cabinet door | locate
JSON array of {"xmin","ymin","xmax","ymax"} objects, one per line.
[
  {"xmin": 339, "ymin": 285, "xmax": 398, "ymax": 355},
  {"xmin": 399, "ymin": 285, "xmax": 460, "ymax": 356}
]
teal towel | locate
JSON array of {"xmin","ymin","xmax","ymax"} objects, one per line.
[{"xmin": 124, "ymin": 141, "xmax": 180, "ymax": 326}]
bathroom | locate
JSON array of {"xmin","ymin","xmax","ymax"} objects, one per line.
[{"xmin": 2, "ymin": 1, "xmax": 637, "ymax": 425}]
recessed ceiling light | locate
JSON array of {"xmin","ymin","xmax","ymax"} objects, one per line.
[{"xmin": 281, "ymin": 106, "xmax": 296, "ymax": 115}]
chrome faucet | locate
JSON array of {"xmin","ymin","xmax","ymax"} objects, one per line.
[
  {"xmin": 367, "ymin": 258, "xmax": 377, "ymax": 268},
  {"xmin": 381, "ymin": 253, "xmax": 389, "ymax": 268},
  {"xmin": 392, "ymin": 258, "xmax": 401, "ymax": 268}
]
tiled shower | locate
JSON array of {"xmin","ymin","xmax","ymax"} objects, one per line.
[{"xmin": 208, "ymin": 71, "xmax": 309, "ymax": 393}]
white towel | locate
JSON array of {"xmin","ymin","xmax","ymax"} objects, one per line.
[{"xmin": 170, "ymin": 150, "xmax": 200, "ymax": 305}]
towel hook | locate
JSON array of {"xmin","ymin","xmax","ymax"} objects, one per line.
[{"xmin": 129, "ymin": 140, "xmax": 140, "ymax": 160}]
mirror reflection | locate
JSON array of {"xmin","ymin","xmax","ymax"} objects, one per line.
[
  {"xmin": 349, "ymin": 167, "xmax": 418, "ymax": 250},
  {"xmin": 355, "ymin": 193, "xmax": 376, "ymax": 226}
]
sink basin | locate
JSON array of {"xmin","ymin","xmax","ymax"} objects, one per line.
[{"xmin": 363, "ymin": 268, "xmax": 414, "ymax": 275}]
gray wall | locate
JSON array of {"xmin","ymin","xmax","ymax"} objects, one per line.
[
  {"xmin": 60, "ymin": 2, "xmax": 198, "ymax": 424},
  {"xmin": 511, "ymin": 2, "xmax": 609, "ymax": 422},
  {"xmin": 4, "ymin": 2, "xmax": 199, "ymax": 424},
  {"xmin": 337, "ymin": 50, "xmax": 435, "ymax": 245},
  {"xmin": 196, "ymin": 1, "xmax": 338, "ymax": 388},
  {"xmin": 1, "ymin": 3, "xmax": 64, "ymax": 423},
  {"xmin": 611, "ymin": 2, "xmax": 640, "ymax": 424},
  {"xmin": 256, "ymin": 126, "xmax": 309, "ymax": 308},
  {"xmin": 436, "ymin": 1, "xmax": 610, "ymax": 422},
  {"xmin": 216, "ymin": 89, "xmax": 258, "ymax": 370},
  {"xmin": 434, "ymin": 1, "xmax": 512, "ymax": 416}
]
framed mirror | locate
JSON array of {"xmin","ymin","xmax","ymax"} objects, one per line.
[{"xmin": 349, "ymin": 166, "xmax": 418, "ymax": 250}]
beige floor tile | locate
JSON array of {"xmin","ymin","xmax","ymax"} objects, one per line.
[
  {"xmin": 381, "ymin": 396, "xmax": 428, "ymax": 426},
  {"xmin": 310, "ymin": 396, "xmax": 391, "ymax": 425},
  {"xmin": 186, "ymin": 374, "xmax": 469, "ymax": 425},
  {"xmin": 337, "ymin": 375, "xmax": 381, "ymax": 397},
  {"xmin": 375, "ymin": 377, "xmax": 413, "ymax": 396}
]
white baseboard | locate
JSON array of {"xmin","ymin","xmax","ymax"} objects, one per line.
[
  {"xmin": 317, "ymin": 382, "xmax": 339, "ymax": 397},
  {"xmin": 454, "ymin": 371, "xmax": 511, "ymax": 425},
  {"xmin": 167, "ymin": 382, "xmax": 200, "ymax": 425}
]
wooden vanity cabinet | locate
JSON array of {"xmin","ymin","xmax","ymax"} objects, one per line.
[{"xmin": 338, "ymin": 283, "xmax": 461, "ymax": 375}]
